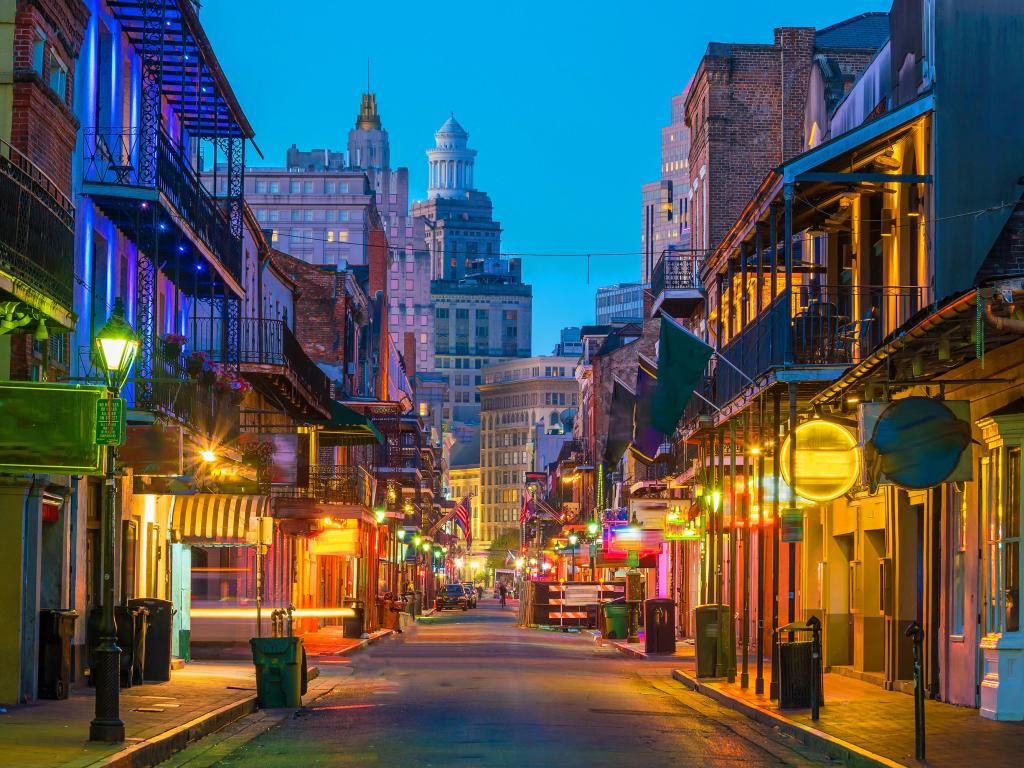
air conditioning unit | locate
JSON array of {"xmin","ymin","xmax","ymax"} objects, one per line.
[{"xmin": 858, "ymin": 400, "xmax": 973, "ymax": 488}]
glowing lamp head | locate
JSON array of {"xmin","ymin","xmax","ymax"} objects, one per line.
[
  {"xmin": 374, "ymin": 508, "xmax": 386, "ymax": 524},
  {"xmin": 568, "ymin": 534, "xmax": 578, "ymax": 545},
  {"xmin": 514, "ymin": 558, "xmax": 525, "ymax": 569},
  {"xmin": 413, "ymin": 535, "xmax": 422, "ymax": 546},
  {"xmin": 95, "ymin": 298, "xmax": 139, "ymax": 390},
  {"xmin": 397, "ymin": 529, "xmax": 407, "ymax": 540},
  {"xmin": 587, "ymin": 521, "xmax": 599, "ymax": 536},
  {"xmin": 711, "ymin": 490, "xmax": 721, "ymax": 512},
  {"xmin": 200, "ymin": 449, "xmax": 217, "ymax": 463},
  {"xmin": 422, "ymin": 542, "xmax": 430, "ymax": 552}
]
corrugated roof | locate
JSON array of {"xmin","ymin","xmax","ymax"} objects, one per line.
[
  {"xmin": 816, "ymin": 12, "xmax": 889, "ymax": 50},
  {"xmin": 449, "ymin": 435, "xmax": 480, "ymax": 469}
]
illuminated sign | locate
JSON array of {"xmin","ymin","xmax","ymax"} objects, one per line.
[
  {"xmin": 780, "ymin": 420, "xmax": 860, "ymax": 502},
  {"xmin": 0, "ymin": 382, "xmax": 103, "ymax": 474}
]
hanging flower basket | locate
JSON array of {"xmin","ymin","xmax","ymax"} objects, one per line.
[
  {"xmin": 185, "ymin": 351, "xmax": 208, "ymax": 378},
  {"xmin": 162, "ymin": 333, "xmax": 187, "ymax": 359},
  {"xmin": 229, "ymin": 378, "xmax": 253, "ymax": 404}
]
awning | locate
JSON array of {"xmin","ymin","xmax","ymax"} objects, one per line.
[
  {"xmin": 604, "ymin": 376, "xmax": 635, "ymax": 464},
  {"xmin": 630, "ymin": 355, "xmax": 665, "ymax": 464},
  {"xmin": 319, "ymin": 401, "xmax": 384, "ymax": 447},
  {"xmin": 171, "ymin": 494, "xmax": 267, "ymax": 546}
]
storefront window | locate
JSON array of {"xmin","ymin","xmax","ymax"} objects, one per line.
[
  {"xmin": 951, "ymin": 483, "xmax": 967, "ymax": 637},
  {"xmin": 983, "ymin": 446, "xmax": 1022, "ymax": 635},
  {"xmin": 1007, "ymin": 447, "xmax": 1020, "ymax": 633}
]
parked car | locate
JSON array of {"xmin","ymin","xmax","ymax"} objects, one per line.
[
  {"xmin": 435, "ymin": 583, "xmax": 469, "ymax": 611},
  {"xmin": 461, "ymin": 583, "xmax": 478, "ymax": 608}
]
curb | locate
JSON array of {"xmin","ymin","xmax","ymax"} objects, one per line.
[
  {"xmin": 671, "ymin": 669, "xmax": 905, "ymax": 768},
  {"xmin": 97, "ymin": 695, "xmax": 257, "ymax": 768}
]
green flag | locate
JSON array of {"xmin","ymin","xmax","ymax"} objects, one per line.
[{"xmin": 651, "ymin": 314, "xmax": 714, "ymax": 435}]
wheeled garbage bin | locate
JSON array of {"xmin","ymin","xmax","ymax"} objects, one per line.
[
  {"xmin": 602, "ymin": 600, "xmax": 630, "ymax": 640},
  {"xmin": 250, "ymin": 636, "xmax": 304, "ymax": 708},
  {"xmin": 644, "ymin": 598, "xmax": 676, "ymax": 654},
  {"xmin": 695, "ymin": 604, "xmax": 732, "ymax": 678},
  {"xmin": 128, "ymin": 598, "xmax": 173, "ymax": 681},
  {"xmin": 87, "ymin": 606, "xmax": 138, "ymax": 688},
  {"xmin": 38, "ymin": 609, "xmax": 78, "ymax": 699}
]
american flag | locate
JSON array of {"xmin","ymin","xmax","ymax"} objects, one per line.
[
  {"xmin": 519, "ymin": 492, "xmax": 533, "ymax": 525},
  {"xmin": 453, "ymin": 495, "xmax": 472, "ymax": 547}
]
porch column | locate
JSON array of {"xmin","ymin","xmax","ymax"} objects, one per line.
[
  {"xmin": 788, "ymin": 382, "xmax": 798, "ymax": 627},
  {"xmin": 728, "ymin": 419, "xmax": 738, "ymax": 683},
  {"xmin": 740, "ymin": 244, "xmax": 748, "ymax": 329},
  {"xmin": 755, "ymin": 224, "xmax": 763, "ymax": 318},
  {"xmin": 783, "ymin": 184, "xmax": 794, "ymax": 364},
  {"xmin": 770, "ymin": 389, "xmax": 782, "ymax": 700}
]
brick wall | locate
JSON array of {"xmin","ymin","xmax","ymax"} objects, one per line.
[
  {"xmin": 686, "ymin": 28, "xmax": 878, "ymax": 258},
  {"xmin": 11, "ymin": 0, "xmax": 89, "ymax": 191},
  {"xmin": 270, "ymin": 251, "xmax": 349, "ymax": 369},
  {"xmin": 976, "ymin": 197, "xmax": 1024, "ymax": 283}
]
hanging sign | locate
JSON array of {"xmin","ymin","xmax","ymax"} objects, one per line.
[
  {"xmin": 781, "ymin": 509, "xmax": 804, "ymax": 543},
  {"xmin": 780, "ymin": 420, "xmax": 860, "ymax": 502},
  {"xmin": 627, "ymin": 550, "xmax": 640, "ymax": 568}
]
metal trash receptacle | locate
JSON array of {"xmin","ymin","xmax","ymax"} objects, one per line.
[
  {"xmin": 128, "ymin": 598, "xmax": 173, "ymax": 681},
  {"xmin": 38, "ymin": 609, "xmax": 78, "ymax": 699},
  {"xmin": 777, "ymin": 637, "xmax": 824, "ymax": 709},
  {"xmin": 603, "ymin": 600, "xmax": 630, "ymax": 640},
  {"xmin": 87, "ymin": 606, "xmax": 137, "ymax": 688},
  {"xmin": 130, "ymin": 606, "xmax": 148, "ymax": 685},
  {"xmin": 342, "ymin": 600, "xmax": 365, "ymax": 637},
  {"xmin": 250, "ymin": 636, "xmax": 304, "ymax": 708},
  {"xmin": 695, "ymin": 604, "xmax": 732, "ymax": 678},
  {"xmin": 644, "ymin": 598, "xmax": 676, "ymax": 654}
]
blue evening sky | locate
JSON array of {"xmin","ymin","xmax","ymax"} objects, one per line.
[{"xmin": 200, "ymin": 0, "xmax": 884, "ymax": 353}]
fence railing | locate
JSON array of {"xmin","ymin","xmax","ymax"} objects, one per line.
[
  {"xmin": 651, "ymin": 251, "xmax": 704, "ymax": 298},
  {"xmin": 714, "ymin": 284, "xmax": 924, "ymax": 407},
  {"xmin": 191, "ymin": 317, "xmax": 332, "ymax": 408},
  {"xmin": 272, "ymin": 465, "xmax": 373, "ymax": 507},
  {"xmin": 82, "ymin": 127, "xmax": 240, "ymax": 281},
  {"xmin": 0, "ymin": 138, "xmax": 75, "ymax": 311}
]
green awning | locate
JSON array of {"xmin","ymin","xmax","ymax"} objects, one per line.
[
  {"xmin": 319, "ymin": 401, "xmax": 384, "ymax": 447},
  {"xmin": 652, "ymin": 313, "xmax": 714, "ymax": 435}
]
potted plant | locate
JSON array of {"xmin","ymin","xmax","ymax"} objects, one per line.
[
  {"xmin": 162, "ymin": 332, "xmax": 187, "ymax": 359},
  {"xmin": 185, "ymin": 351, "xmax": 207, "ymax": 378},
  {"xmin": 228, "ymin": 377, "xmax": 253, "ymax": 405},
  {"xmin": 212, "ymin": 369, "xmax": 233, "ymax": 395}
]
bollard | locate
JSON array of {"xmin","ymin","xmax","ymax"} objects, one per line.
[
  {"xmin": 906, "ymin": 622, "xmax": 925, "ymax": 760},
  {"xmin": 807, "ymin": 615, "xmax": 822, "ymax": 722}
]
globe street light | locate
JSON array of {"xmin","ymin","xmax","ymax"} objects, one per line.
[
  {"xmin": 568, "ymin": 534, "xmax": 578, "ymax": 581},
  {"xmin": 91, "ymin": 298, "xmax": 138, "ymax": 743}
]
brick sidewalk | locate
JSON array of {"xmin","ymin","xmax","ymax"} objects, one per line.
[
  {"xmin": 673, "ymin": 659, "xmax": 1024, "ymax": 768},
  {"xmin": 300, "ymin": 626, "xmax": 393, "ymax": 657}
]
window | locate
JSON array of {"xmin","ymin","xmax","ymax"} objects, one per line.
[
  {"xmin": 289, "ymin": 181, "xmax": 300, "ymax": 193},
  {"xmin": 270, "ymin": 210, "xmax": 280, "ymax": 222},
  {"xmin": 328, "ymin": 231, "xmax": 335, "ymax": 243},
  {"xmin": 256, "ymin": 181, "xmax": 267, "ymax": 193},
  {"xmin": 291, "ymin": 210, "xmax": 302, "ymax": 221},
  {"xmin": 337, "ymin": 231, "xmax": 348, "ymax": 242},
  {"xmin": 339, "ymin": 183, "xmax": 349, "ymax": 193},
  {"xmin": 950, "ymin": 484, "xmax": 967, "ymax": 636},
  {"xmin": 303, "ymin": 181, "xmax": 313, "ymax": 193},
  {"xmin": 338, "ymin": 210, "xmax": 350, "ymax": 221},
  {"xmin": 982, "ymin": 442, "xmax": 1022, "ymax": 635},
  {"xmin": 269, "ymin": 181, "xmax": 280, "ymax": 194},
  {"xmin": 325, "ymin": 182, "xmax": 335, "ymax": 194},
  {"xmin": 303, "ymin": 210, "xmax": 313, "ymax": 222},
  {"xmin": 47, "ymin": 49, "xmax": 68, "ymax": 100},
  {"xmin": 256, "ymin": 210, "xmax": 268, "ymax": 222},
  {"xmin": 32, "ymin": 29, "xmax": 45, "ymax": 76}
]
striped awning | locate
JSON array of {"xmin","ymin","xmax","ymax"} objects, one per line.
[{"xmin": 171, "ymin": 494, "xmax": 268, "ymax": 546}]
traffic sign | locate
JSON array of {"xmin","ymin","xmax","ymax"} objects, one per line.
[{"xmin": 95, "ymin": 396, "xmax": 126, "ymax": 446}]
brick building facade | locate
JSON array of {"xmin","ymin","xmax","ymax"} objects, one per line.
[{"xmin": 685, "ymin": 15, "xmax": 888, "ymax": 256}]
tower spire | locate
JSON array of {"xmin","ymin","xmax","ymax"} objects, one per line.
[{"xmin": 355, "ymin": 60, "xmax": 381, "ymax": 131}]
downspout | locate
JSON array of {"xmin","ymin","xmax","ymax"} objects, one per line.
[{"xmin": 983, "ymin": 292, "xmax": 1024, "ymax": 334}]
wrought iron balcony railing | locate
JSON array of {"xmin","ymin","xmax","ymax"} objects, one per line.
[
  {"xmin": 713, "ymin": 284, "xmax": 924, "ymax": 407},
  {"xmin": 650, "ymin": 251, "xmax": 704, "ymax": 298},
  {"xmin": 191, "ymin": 317, "xmax": 332, "ymax": 410},
  {"xmin": 0, "ymin": 139, "xmax": 74, "ymax": 313},
  {"xmin": 272, "ymin": 465, "xmax": 373, "ymax": 507},
  {"xmin": 82, "ymin": 128, "xmax": 240, "ymax": 281}
]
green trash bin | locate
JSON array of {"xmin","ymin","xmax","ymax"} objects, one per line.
[
  {"xmin": 250, "ymin": 636, "xmax": 304, "ymax": 708},
  {"xmin": 603, "ymin": 601, "xmax": 630, "ymax": 640}
]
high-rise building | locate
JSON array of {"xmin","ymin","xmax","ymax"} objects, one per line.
[
  {"xmin": 414, "ymin": 115, "xmax": 532, "ymax": 432},
  {"xmin": 595, "ymin": 283, "xmax": 645, "ymax": 325},
  {"xmin": 477, "ymin": 357, "xmax": 578, "ymax": 550},
  {"xmin": 241, "ymin": 93, "xmax": 434, "ymax": 371},
  {"xmin": 641, "ymin": 86, "xmax": 692, "ymax": 284}
]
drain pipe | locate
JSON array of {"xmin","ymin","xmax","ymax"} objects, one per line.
[{"xmin": 983, "ymin": 291, "xmax": 1024, "ymax": 334}]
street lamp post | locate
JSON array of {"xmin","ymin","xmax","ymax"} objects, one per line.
[
  {"xmin": 90, "ymin": 299, "xmax": 139, "ymax": 743},
  {"xmin": 568, "ymin": 534, "xmax": 578, "ymax": 582}
]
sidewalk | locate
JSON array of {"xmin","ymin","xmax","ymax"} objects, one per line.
[
  {"xmin": 673, "ymin": 659, "xmax": 1024, "ymax": 768},
  {"xmin": 300, "ymin": 626, "xmax": 393, "ymax": 657},
  {"xmin": 0, "ymin": 662, "xmax": 260, "ymax": 768}
]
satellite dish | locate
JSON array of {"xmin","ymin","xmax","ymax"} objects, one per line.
[{"xmin": 867, "ymin": 397, "xmax": 971, "ymax": 490}]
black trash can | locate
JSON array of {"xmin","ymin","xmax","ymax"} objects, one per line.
[
  {"xmin": 128, "ymin": 598, "xmax": 173, "ymax": 681},
  {"xmin": 38, "ymin": 609, "xmax": 78, "ymax": 699},
  {"xmin": 778, "ymin": 639, "xmax": 824, "ymax": 709},
  {"xmin": 342, "ymin": 600, "xmax": 365, "ymax": 638},
  {"xmin": 644, "ymin": 598, "xmax": 676, "ymax": 654}
]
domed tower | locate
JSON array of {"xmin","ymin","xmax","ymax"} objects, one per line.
[
  {"xmin": 348, "ymin": 92, "xmax": 390, "ymax": 171},
  {"xmin": 427, "ymin": 114, "xmax": 477, "ymax": 200}
]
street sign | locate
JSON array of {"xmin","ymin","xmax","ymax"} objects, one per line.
[
  {"xmin": 95, "ymin": 397, "xmax": 126, "ymax": 446},
  {"xmin": 781, "ymin": 508, "xmax": 803, "ymax": 543}
]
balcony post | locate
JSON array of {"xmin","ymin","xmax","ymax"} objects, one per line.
[
  {"xmin": 783, "ymin": 185, "xmax": 795, "ymax": 364},
  {"xmin": 755, "ymin": 222, "xmax": 763, "ymax": 317},
  {"xmin": 726, "ymin": 256, "xmax": 735, "ymax": 341},
  {"xmin": 768, "ymin": 206, "xmax": 777, "ymax": 364},
  {"xmin": 715, "ymin": 274, "xmax": 724, "ymax": 349},
  {"xmin": 740, "ymin": 243, "xmax": 748, "ymax": 329},
  {"xmin": 787, "ymin": 381, "xmax": 797, "ymax": 628},
  {"xmin": 769, "ymin": 388, "xmax": 781, "ymax": 700}
]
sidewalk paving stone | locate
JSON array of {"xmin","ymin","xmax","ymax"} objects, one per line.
[{"xmin": 672, "ymin": 658, "xmax": 1024, "ymax": 768}]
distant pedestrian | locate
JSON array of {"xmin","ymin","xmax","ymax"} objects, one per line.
[{"xmin": 499, "ymin": 582, "xmax": 508, "ymax": 608}]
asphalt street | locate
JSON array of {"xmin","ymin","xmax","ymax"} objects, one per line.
[{"xmin": 174, "ymin": 599, "xmax": 833, "ymax": 768}]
